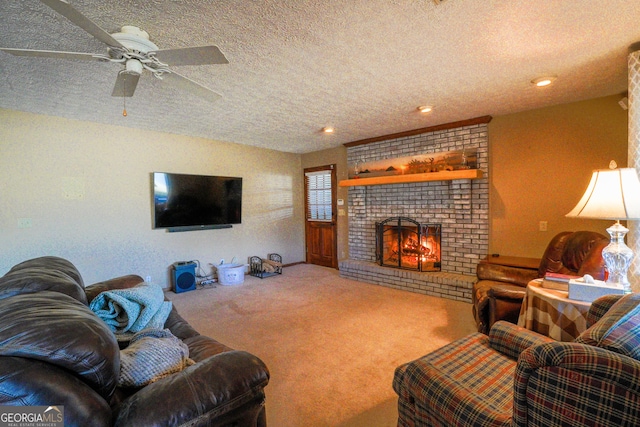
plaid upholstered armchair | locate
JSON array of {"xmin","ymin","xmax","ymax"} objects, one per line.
[{"xmin": 393, "ymin": 293, "xmax": 640, "ymax": 426}]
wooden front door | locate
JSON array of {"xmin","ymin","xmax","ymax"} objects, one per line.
[{"xmin": 304, "ymin": 165, "xmax": 337, "ymax": 268}]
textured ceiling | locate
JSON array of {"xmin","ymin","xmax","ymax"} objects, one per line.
[{"xmin": 1, "ymin": 0, "xmax": 639, "ymax": 154}]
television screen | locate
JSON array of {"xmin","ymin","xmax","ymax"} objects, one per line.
[{"xmin": 153, "ymin": 172, "xmax": 242, "ymax": 229}]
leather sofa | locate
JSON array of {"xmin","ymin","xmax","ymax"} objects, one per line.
[
  {"xmin": 394, "ymin": 292, "xmax": 640, "ymax": 426},
  {"xmin": 0, "ymin": 256, "xmax": 270, "ymax": 427},
  {"xmin": 472, "ymin": 231, "xmax": 609, "ymax": 334}
]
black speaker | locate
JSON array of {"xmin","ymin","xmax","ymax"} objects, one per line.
[{"xmin": 172, "ymin": 261, "xmax": 196, "ymax": 293}]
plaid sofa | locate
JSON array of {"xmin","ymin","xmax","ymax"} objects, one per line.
[{"xmin": 393, "ymin": 293, "xmax": 640, "ymax": 426}]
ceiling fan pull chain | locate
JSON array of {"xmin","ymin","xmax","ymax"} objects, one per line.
[{"xmin": 122, "ymin": 73, "xmax": 127, "ymax": 117}]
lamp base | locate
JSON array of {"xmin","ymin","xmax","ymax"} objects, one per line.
[{"xmin": 602, "ymin": 221, "xmax": 634, "ymax": 293}]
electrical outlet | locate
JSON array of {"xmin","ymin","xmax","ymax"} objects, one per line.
[
  {"xmin": 145, "ymin": 275, "xmax": 152, "ymax": 283},
  {"xmin": 539, "ymin": 221, "xmax": 548, "ymax": 232}
]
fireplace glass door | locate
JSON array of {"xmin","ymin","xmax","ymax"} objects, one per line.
[{"xmin": 376, "ymin": 217, "xmax": 441, "ymax": 272}]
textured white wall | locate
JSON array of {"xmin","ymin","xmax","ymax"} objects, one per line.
[{"xmin": 0, "ymin": 109, "xmax": 305, "ymax": 287}]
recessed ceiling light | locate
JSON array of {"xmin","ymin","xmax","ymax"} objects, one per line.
[
  {"xmin": 417, "ymin": 105, "xmax": 433, "ymax": 113},
  {"xmin": 531, "ymin": 76, "xmax": 557, "ymax": 87},
  {"xmin": 322, "ymin": 126, "xmax": 334, "ymax": 133}
]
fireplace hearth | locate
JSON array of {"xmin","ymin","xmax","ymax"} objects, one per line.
[{"xmin": 376, "ymin": 217, "xmax": 441, "ymax": 272}]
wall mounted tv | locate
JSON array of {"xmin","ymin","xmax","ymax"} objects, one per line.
[{"xmin": 153, "ymin": 172, "xmax": 242, "ymax": 231}]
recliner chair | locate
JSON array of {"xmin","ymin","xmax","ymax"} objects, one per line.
[
  {"xmin": 472, "ymin": 230, "xmax": 609, "ymax": 334},
  {"xmin": 394, "ymin": 293, "xmax": 640, "ymax": 426}
]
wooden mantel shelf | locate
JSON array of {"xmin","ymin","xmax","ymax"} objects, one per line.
[{"xmin": 339, "ymin": 169, "xmax": 483, "ymax": 187}]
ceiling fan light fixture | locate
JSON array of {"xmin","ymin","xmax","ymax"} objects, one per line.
[
  {"xmin": 418, "ymin": 105, "xmax": 433, "ymax": 113},
  {"xmin": 125, "ymin": 58, "xmax": 143, "ymax": 75},
  {"xmin": 531, "ymin": 76, "xmax": 557, "ymax": 87}
]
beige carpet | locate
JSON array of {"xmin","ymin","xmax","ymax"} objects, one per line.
[{"xmin": 167, "ymin": 263, "xmax": 477, "ymax": 427}]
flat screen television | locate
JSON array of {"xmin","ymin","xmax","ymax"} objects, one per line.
[{"xmin": 153, "ymin": 172, "xmax": 242, "ymax": 230}]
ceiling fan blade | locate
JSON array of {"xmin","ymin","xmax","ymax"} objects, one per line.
[
  {"xmin": 111, "ymin": 71, "xmax": 140, "ymax": 97},
  {"xmin": 162, "ymin": 71, "xmax": 221, "ymax": 103},
  {"xmin": 0, "ymin": 48, "xmax": 105, "ymax": 61},
  {"xmin": 151, "ymin": 46, "xmax": 229, "ymax": 66},
  {"xmin": 40, "ymin": 0, "xmax": 124, "ymax": 48}
]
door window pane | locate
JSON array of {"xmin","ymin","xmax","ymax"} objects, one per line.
[{"xmin": 305, "ymin": 170, "xmax": 332, "ymax": 221}]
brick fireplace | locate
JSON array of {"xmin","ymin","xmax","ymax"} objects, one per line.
[{"xmin": 339, "ymin": 117, "xmax": 490, "ymax": 303}]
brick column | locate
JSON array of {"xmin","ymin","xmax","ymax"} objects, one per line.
[{"xmin": 628, "ymin": 50, "xmax": 640, "ymax": 291}]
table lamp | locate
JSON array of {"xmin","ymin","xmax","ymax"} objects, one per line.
[{"xmin": 566, "ymin": 161, "xmax": 640, "ymax": 293}]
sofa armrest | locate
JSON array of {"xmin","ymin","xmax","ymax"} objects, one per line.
[
  {"xmin": 486, "ymin": 285, "xmax": 527, "ymax": 330},
  {"xmin": 488, "ymin": 321, "xmax": 555, "ymax": 360},
  {"xmin": 477, "ymin": 263, "xmax": 539, "ymax": 287},
  {"xmin": 513, "ymin": 342, "xmax": 640, "ymax": 426},
  {"xmin": 113, "ymin": 350, "xmax": 270, "ymax": 427},
  {"xmin": 84, "ymin": 275, "xmax": 144, "ymax": 303}
]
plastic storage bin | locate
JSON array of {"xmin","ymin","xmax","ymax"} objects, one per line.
[{"xmin": 216, "ymin": 263, "xmax": 246, "ymax": 285}]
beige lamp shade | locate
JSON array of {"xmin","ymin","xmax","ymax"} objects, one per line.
[{"xmin": 566, "ymin": 168, "xmax": 640, "ymax": 220}]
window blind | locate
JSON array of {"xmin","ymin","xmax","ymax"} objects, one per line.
[{"xmin": 305, "ymin": 170, "xmax": 332, "ymax": 221}]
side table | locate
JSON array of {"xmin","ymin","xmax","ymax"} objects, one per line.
[{"xmin": 517, "ymin": 279, "xmax": 592, "ymax": 342}]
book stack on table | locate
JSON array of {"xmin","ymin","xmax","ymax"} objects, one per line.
[{"xmin": 541, "ymin": 273, "xmax": 580, "ymax": 291}]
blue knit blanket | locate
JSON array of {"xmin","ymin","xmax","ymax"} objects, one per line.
[{"xmin": 90, "ymin": 282, "xmax": 172, "ymax": 338}]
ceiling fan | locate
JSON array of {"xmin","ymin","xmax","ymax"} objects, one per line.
[{"xmin": 0, "ymin": 0, "xmax": 228, "ymax": 103}]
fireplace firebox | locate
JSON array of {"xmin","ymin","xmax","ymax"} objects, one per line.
[{"xmin": 376, "ymin": 217, "xmax": 441, "ymax": 271}]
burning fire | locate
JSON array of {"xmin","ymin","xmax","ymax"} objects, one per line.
[{"xmin": 401, "ymin": 236, "xmax": 440, "ymax": 263}]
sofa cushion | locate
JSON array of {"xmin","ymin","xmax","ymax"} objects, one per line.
[
  {"xmin": 0, "ymin": 266, "xmax": 87, "ymax": 304},
  {"xmin": 7, "ymin": 256, "xmax": 84, "ymax": 287},
  {"xmin": 575, "ymin": 293, "xmax": 640, "ymax": 360},
  {"xmin": 85, "ymin": 275, "xmax": 145, "ymax": 304},
  {"xmin": 586, "ymin": 294, "xmax": 625, "ymax": 327},
  {"xmin": 538, "ymin": 231, "xmax": 608, "ymax": 279},
  {"xmin": 599, "ymin": 313, "xmax": 640, "ymax": 360},
  {"xmin": 0, "ymin": 291, "xmax": 119, "ymax": 399}
]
